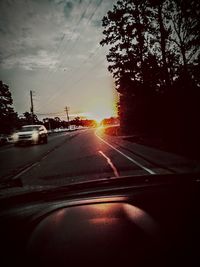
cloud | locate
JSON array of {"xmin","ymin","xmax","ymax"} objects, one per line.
[
  {"xmin": 63, "ymin": 1, "xmax": 74, "ymax": 18},
  {"xmin": 1, "ymin": 50, "xmax": 59, "ymax": 70},
  {"xmin": 92, "ymin": 19, "xmax": 102, "ymax": 27},
  {"xmin": 0, "ymin": 0, "xmax": 99, "ymax": 69},
  {"xmin": 0, "ymin": 0, "xmax": 117, "ymax": 72},
  {"xmin": 0, "ymin": 0, "xmax": 117, "ymax": 115},
  {"xmin": 0, "ymin": 0, "xmax": 115, "ymax": 59}
]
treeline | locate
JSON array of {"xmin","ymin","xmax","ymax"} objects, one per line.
[
  {"xmin": 100, "ymin": 0, "xmax": 200, "ymax": 152},
  {"xmin": 0, "ymin": 80, "xmax": 97, "ymax": 133},
  {"xmin": 101, "ymin": 117, "xmax": 119, "ymax": 126},
  {"xmin": 43, "ymin": 117, "xmax": 97, "ymax": 130}
]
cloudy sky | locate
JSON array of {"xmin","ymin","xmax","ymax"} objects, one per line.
[{"xmin": 0, "ymin": 0, "xmax": 118, "ymax": 121}]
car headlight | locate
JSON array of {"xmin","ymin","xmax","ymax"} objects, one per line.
[
  {"xmin": 12, "ymin": 133, "xmax": 19, "ymax": 141},
  {"xmin": 32, "ymin": 131, "xmax": 39, "ymax": 141}
]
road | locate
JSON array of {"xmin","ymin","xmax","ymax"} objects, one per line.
[{"xmin": 0, "ymin": 128, "xmax": 199, "ymax": 188}]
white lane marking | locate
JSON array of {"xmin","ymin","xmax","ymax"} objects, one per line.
[
  {"xmin": 95, "ymin": 131, "xmax": 156, "ymax": 175},
  {"xmin": 99, "ymin": 150, "xmax": 119, "ymax": 177},
  {"xmin": 13, "ymin": 162, "xmax": 38, "ymax": 180}
]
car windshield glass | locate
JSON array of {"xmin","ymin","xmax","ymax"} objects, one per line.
[
  {"xmin": 0, "ymin": 0, "xmax": 199, "ymax": 194},
  {"xmin": 20, "ymin": 127, "xmax": 40, "ymax": 132}
]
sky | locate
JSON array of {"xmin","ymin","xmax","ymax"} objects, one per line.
[{"xmin": 0, "ymin": 0, "xmax": 118, "ymax": 122}]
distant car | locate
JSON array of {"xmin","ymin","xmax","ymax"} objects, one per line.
[
  {"xmin": 12, "ymin": 125, "xmax": 48, "ymax": 145},
  {"xmin": 69, "ymin": 125, "xmax": 77, "ymax": 131}
]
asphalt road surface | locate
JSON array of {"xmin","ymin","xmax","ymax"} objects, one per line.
[{"xmin": 0, "ymin": 128, "xmax": 199, "ymax": 188}]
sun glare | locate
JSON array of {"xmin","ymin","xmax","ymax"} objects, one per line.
[
  {"xmin": 90, "ymin": 108, "xmax": 116, "ymax": 124},
  {"xmin": 93, "ymin": 116, "xmax": 103, "ymax": 124}
]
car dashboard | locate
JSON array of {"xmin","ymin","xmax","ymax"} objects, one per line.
[{"xmin": 0, "ymin": 173, "xmax": 200, "ymax": 267}]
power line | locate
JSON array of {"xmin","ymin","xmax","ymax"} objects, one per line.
[
  {"xmin": 41, "ymin": 0, "xmax": 106, "ymax": 108},
  {"xmin": 70, "ymin": 56, "xmax": 107, "ymax": 87},
  {"xmin": 64, "ymin": 0, "xmax": 104, "ymax": 59},
  {"xmin": 50, "ymin": 0, "xmax": 104, "ymax": 79},
  {"xmin": 38, "ymin": 0, "xmax": 104, "ymax": 111},
  {"xmin": 44, "ymin": 0, "xmax": 93, "ymax": 80},
  {"xmin": 42, "ymin": 47, "xmax": 104, "ymax": 108},
  {"xmin": 37, "ymin": 0, "xmax": 115, "ymax": 114},
  {"xmin": 38, "ymin": 1, "xmax": 92, "ymax": 90},
  {"xmin": 36, "ymin": 112, "xmax": 65, "ymax": 116},
  {"xmin": 54, "ymin": 0, "xmax": 93, "ymax": 71},
  {"xmin": 37, "ymin": 1, "xmax": 94, "ymax": 111}
]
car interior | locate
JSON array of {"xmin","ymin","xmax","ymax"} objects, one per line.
[{"xmin": 0, "ymin": 173, "xmax": 199, "ymax": 267}]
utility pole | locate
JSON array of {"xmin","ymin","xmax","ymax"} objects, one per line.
[
  {"xmin": 65, "ymin": 106, "xmax": 70, "ymax": 129},
  {"xmin": 30, "ymin": 90, "xmax": 34, "ymax": 124}
]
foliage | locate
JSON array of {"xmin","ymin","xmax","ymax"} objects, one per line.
[
  {"xmin": 101, "ymin": 117, "xmax": 119, "ymax": 126},
  {"xmin": 20, "ymin": 112, "xmax": 41, "ymax": 125},
  {"xmin": 43, "ymin": 116, "xmax": 97, "ymax": 130},
  {"xmin": 0, "ymin": 81, "xmax": 18, "ymax": 133},
  {"xmin": 100, "ymin": 0, "xmax": 200, "ymax": 138}
]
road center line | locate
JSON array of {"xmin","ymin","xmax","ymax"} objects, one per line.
[
  {"xmin": 99, "ymin": 150, "xmax": 119, "ymax": 177},
  {"xmin": 95, "ymin": 131, "xmax": 156, "ymax": 175},
  {"xmin": 12, "ymin": 162, "xmax": 38, "ymax": 180},
  {"xmin": 11, "ymin": 133, "xmax": 80, "ymax": 180}
]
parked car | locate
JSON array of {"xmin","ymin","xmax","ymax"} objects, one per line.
[
  {"xmin": 0, "ymin": 134, "xmax": 9, "ymax": 146},
  {"xmin": 12, "ymin": 125, "xmax": 48, "ymax": 145}
]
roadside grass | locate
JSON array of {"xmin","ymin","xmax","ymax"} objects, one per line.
[{"xmin": 104, "ymin": 126, "xmax": 200, "ymax": 160}]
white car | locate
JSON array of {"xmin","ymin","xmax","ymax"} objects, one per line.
[{"xmin": 12, "ymin": 125, "xmax": 48, "ymax": 145}]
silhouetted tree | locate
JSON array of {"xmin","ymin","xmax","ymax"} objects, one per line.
[
  {"xmin": 100, "ymin": 0, "xmax": 164, "ymax": 132},
  {"xmin": 101, "ymin": 117, "xmax": 119, "ymax": 126},
  {"xmin": 70, "ymin": 117, "xmax": 82, "ymax": 126},
  {"xmin": 100, "ymin": 0, "xmax": 200, "ymax": 136},
  {"xmin": 43, "ymin": 117, "xmax": 68, "ymax": 130},
  {"xmin": 169, "ymin": 0, "xmax": 200, "ymax": 79},
  {"xmin": 149, "ymin": 0, "xmax": 172, "ymax": 88},
  {"xmin": 23, "ymin": 112, "xmax": 39, "ymax": 125},
  {"xmin": 82, "ymin": 119, "xmax": 97, "ymax": 128},
  {"xmin": 100, "ymin": 0, "xmax": 156, "ymax": 94},
  {"xmin": 0, "ymin": 81, "xmax": 18, "ymax": 133}
]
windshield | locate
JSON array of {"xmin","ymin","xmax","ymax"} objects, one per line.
[
  {"xmin": 0, "ymin": 0, "xmax": 199, "ymax": 194},
  {"xmin": 20, "ymin": 126, "xmax": 40, "ymax": 132}
]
